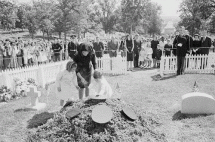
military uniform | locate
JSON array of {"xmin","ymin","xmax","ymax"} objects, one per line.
[
  {"xmin": 68, "ymin": 41, "xmax": 79, "ymax": 59},
  {"xmin": 93, "ymin": 41, "xmax": 104, "ymax": 58},
  {"xmin": 52, "ymin": 42, "xmax": 62, "ymax": 62}
]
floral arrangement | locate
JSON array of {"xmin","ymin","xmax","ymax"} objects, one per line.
[
  {"xmin": 14, "ymin": 77, "xmax": 37, "ymax": 98},
  {"xmin": 0, "ymin": 85, "xmax": 13, "ymax": 102},
  {"xmin": 211, "ymin": 64, "xmax": 215, "ymax": 68},
  {"xmin": 27, "ymin": 99, "xmax": 166, "ymax": 142}
]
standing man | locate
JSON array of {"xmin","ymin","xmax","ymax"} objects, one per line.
[
  {"xmin": 184, "ymin": 30, "xmax": 193, "ymax": 54},
  {"xmin": 93, "ymin": 37, "xmax": 104, "ymax": 58},
  {"xmin": 52, "ymin": 38, "xmax": 62, "ymax": 62},
  {"xmin": 199, "ymin": 30, "xmax": 211, "ymax": 55},
  {"xmin": 133, "ymin": 35, "xmax": 141, "ymax": 68},
  {"xmin": 68, "ymin": 35, "xmax": 79, "ymax": 59},
  {"xmin": 199, "ymin": 30, "xmax": 212, "ymax": 69},
  {"xmin": 173, "ymin": 26, "xmax": 189, "ymax": 75},
  {"xmin": 151, "ymin": 36, "xmax": 159, "ymax": 68},
  {"xmin": 108, "ymin": 36, "xmax": 118, "ymax": 70}
]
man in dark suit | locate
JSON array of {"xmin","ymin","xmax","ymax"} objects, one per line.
[
  {"xmin": 173, "ymin": 26, "xmax": 189, "ymax": 75},
  {"xmin": 93, "ymin": 37, "xmax": 104, "ymax": 58},
  {"xmin": 68, "ymin": 35, "xmax": 79, "ymax": 59},
  {"xmin": 52, "ymin": 38, "xmax": 62, "ymax": 62},
  {"xmin": 133, "ymin": 35, "xmax": 141, "ymax": 68},
  {"xmin": 199, "ymin": 30, "xmax": 211, "ymax": 55},
  {"xmin": 199, "ymin": 30, "xmax": 212, "ymax": 69}
]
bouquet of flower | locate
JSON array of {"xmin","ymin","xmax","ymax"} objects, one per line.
[
  {"xmin": 14, "ymin": 78, "xmax": 37, "ymax": 97},
  {"xmin": 0, "ymin": 85, "xmax": 13, "ymax": 102}
]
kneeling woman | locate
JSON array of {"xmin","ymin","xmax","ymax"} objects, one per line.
[{"xmin": 73, "ymin": 43, "xmax": 97, "ymax": 100}]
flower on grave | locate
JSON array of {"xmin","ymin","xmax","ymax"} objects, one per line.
[
  {"xmin": 4, "ymin": 93, "xmax": 12, "ymax": 102},
  {"xmin": 16, "ymin": 86, "xmax": 22, "ymax": 94}
]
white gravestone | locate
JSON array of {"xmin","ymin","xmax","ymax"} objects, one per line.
[
  {"xmin": 181, "ymin": 92, "xmax": 215, "ymax": 114},
  {"xmin": 26, "ymin": 86, "xmax": 46, "ymax": 111}
]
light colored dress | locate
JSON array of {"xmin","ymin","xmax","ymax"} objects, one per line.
[
  {"xmin": 23, "ymin": 48, "xmax": 28, "ymax": 65},
  {"xmin": 95, "ymin": 76, "xmax": 113, "ymax": 98},
  {"xmin": 139, "ymin": 50, "xmax": 146, "ymax": 61},
  {"xmin": 55, "ymin": 70, "xmax": 78, "ymax": 101},
  {"xmin": 146, "ymin": 48, "xmax": 153, "ymax": 60}
]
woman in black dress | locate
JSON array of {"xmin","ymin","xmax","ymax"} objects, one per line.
[
  {"xmin": 126, "ymin": 35, "xmax": 134, "ymax": 71},
  {"xmin": 119, "ymin": 36, "xmax": 126, "ymax": 57},
  {"xmin": 73, "ymin": 42, "xmax": 97, "ymax": 100}
]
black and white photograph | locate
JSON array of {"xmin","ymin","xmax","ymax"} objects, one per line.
[{"xmin": 0, "ymin": 0, "xmax": 215, "ymax": 141}]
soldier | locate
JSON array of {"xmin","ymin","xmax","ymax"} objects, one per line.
[
  {"xmin": 68, "ymin": 35, "xmax": 79, "ymax": 59},
  {"xmin": 52, "ymin": 38, "xmax": 62, "ymax": 62},
  {"xmin": 93, "ymin": 37, "xmax": 104, "ymax": 58}
]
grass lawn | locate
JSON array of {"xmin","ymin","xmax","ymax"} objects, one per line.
[{"xmin": 0, "ymin": 69, "xmax": 215, "ymax": 142}]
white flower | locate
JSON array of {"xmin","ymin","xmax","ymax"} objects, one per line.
[
  {"xmin": 16, "ymin": 87, "xmax": 21, "ymax": 94},
  {"xmin": 3, "ymin": 89, "xmax": 6, "ymax": 92}
]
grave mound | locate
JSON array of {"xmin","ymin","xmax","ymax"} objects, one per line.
[{"xmin": 27, "ymin": 99, "xmax": 166, "ymax": 142}]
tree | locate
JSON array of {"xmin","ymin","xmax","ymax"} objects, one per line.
[
  {"xmin": 0, "ymin": 1, "xmax": 17, "ymax": 30},
  {"xmin": 33, "ymin": 0, "xmax": 55, "ymax": 40},
  {"xmin": 25, "ymin": 5, "xmax": 38, "ymax": 39},
  {"xmin": 178, "ymin": 0, "xmax": 215, "ymax": 35},
  {"xmin": 120, "ymin": 0, "xmax": 154, "ymax": 34},
  {"xmin": 56, "ymin": 0, "xmax": 81, "ymax": 42},
  {"xmin": 96, "ymin": 0, "xmax": 118, "ymax": 33},
  {"xmin": 16, "ymin": 5, "xmax": 27, "ymax": 30}
]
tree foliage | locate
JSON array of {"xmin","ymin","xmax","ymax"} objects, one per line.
[
  {"xmin": 178, "ymin": 0, "xmax": 215, "ymax": 35},
  {"xmin": 0, "ymin": 0, "xmax": 163, "ymax": 38}
]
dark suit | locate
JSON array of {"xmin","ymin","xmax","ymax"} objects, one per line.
[
  {"xmin": 199, "ymin": 37, "xmax": 211, "ymax": 69},
  {"xmin": 173, "ymin": 35, "xmax": 189, "ymax": 75},
  {"xmin": 68, "ymin": 41, "xmax": 79, "ymax": 59},
  {"xmin": 93, "ymin": 42, "xmax": 104, "ymax": 58},
  {"xmin": 134, "ymin": 40, "xmax": 141, "ymax": 67},
  {"xmin": 199, "ymin": 37, "xmax": 211, "ymax": 55},
  {"xmin": 52, "ymin": 43, "xmax": 62, "ymax": 62}
]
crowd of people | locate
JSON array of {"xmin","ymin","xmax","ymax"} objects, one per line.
[{"xmin": 0, "ymin": 28, "xmax": 214, "ymax": 73}]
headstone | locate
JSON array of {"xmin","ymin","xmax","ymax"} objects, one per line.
[
  {"xmin": 181, "ymin": 92, "xmax": 215, "ymax": 114},
  {"xmin": 26, "ymin": 86, "xmax": 46, "ymax": 111}
]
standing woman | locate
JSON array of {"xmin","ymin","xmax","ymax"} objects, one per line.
[
  {"xmin": 3, "ymin": 40, "xmax": 12, "ymax": 69},
  {"xmin": 73, "ymin": 42, "xmax": 97, "ymax": 100},
  {"xmin": 16, "ymin": 43, "xmax": 23, "ymax": 67},
  {"xmin": 126, "ymin": 35, "xmax": 134, "ymax": 71},
  {"xmin": 119, "ymin": 36, "xmax": 126, "ymax": 57},
  {"xmin": 0, "ymin": 40, "xmax": 4, "ymax": 70},
  {"xmin": 10, "ymin": 42, "xmax": 18, "ymax": 68}
]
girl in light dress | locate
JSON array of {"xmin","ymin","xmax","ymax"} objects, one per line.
[
  {"xmin": 22, "ymin": 44, "xmax": 28, "ymax": 67},
  {"xmin": 139, "ymin": 47, "xmax": 146, "ymax": 68},
  {"xmin": 56, "ymin": 61, "xmax": 79, "ymax": 106},
  {"xmin": 144, "ymin": 43, "xmax": 153, "ymax": 68},
  {"xmin": 92, "ymin": 70, "xmax": 113, "ymax": 98}
]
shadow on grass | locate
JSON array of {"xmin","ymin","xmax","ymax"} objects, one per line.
[
  {"xmin": 131, "ymin": 67, "xmax": 157, "ymax": 72},
  {"xmin": 151, "ymin": 74, "xmax": 177, "ymax": 81},
  {"xmin": 14, "ymin": 108, "xmax": 37, "ymax": 112},
  {"xmin": 27, "ymin": 112, "xmax": 54, "ymax": 129},
  {"xmin": 172, "ymin": 111, "xmax": 213, "ymax": 121}
]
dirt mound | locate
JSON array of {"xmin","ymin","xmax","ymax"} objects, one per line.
[{"xmin": 27, "ymin": 99, "xmax": 167, "ymax": 142}]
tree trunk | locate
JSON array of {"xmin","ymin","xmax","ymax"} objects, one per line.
[
  {"xmin": 130, "ymin": 24, "xmax": 132, "ymax": 34},
  {"xmin": 59, "ymin": 32, "xmax": 61, "ymax": 39},
  {"xmin": 43, "ymin": 31, "xmax": 45, "ymax": 40}
]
